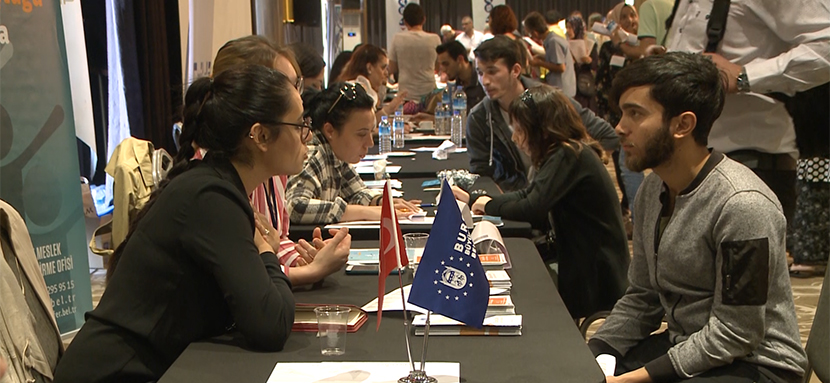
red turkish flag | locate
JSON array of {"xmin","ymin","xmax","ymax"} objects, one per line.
[{"xmin": 377, "ymin": 181, "xmax": 409, "ymax": 330}]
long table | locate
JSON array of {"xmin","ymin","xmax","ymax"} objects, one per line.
[
  {"xmin": 360, "ymin": 150, "xmax": 470, "ymax": 180},
  {"xmin": 158, "ymin": 238, "xmax": 606, "ymax": 383},
  {"xmin": 288, "ymin": 177, "xmax": 532, "ymax": 241}
]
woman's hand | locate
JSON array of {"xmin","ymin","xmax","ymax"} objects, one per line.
[
  {"xmin": 471, "ymin": 195, "xmax": 492, "ymax": 215},
  {"xmin": 451, "ymin": 186, "xmax": 470, "ymax": 203},
  {"xmin": 383, "ymin": 90, "xmax": 409, "ymax": 116},
  {"xmin": 307, "ymin": 227, "xmax": 351, "ymax": 276},
  {"xmin": 394, "ymin": 198, "xmax": 422, "ymax": 214},
  {"xmin": 254, "ymin": 212, "xmax": 281, "ymax": 250},
  {"xmin": 254, "ymin": 227, "xmax": 275, "ymax": 254}
]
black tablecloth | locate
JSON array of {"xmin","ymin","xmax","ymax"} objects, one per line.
[
  {"xmin": 360, "ymin": 150, "xmax": 470, "ymax": 180},
  {"xmin": 158, "ymin": 238, "xmax": 606, "ymax": 383},
  {"xmin": 288, "ymin": 177, "xmax": 531, "ymax": 241}
]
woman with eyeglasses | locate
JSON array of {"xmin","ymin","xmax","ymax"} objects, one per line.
[
  {"xmin": 453, "ymin": 85, "xmax": 629, "ymax": 320},
  {"xmin": 286, "ymin": 82, "xmax": 421, "ymax": 224},
  {"xmin": 55, "ymin": 65, "xmax": 342, "ymax": 383},
  {"xmin": 202, "ymin": 35, "xmax": 350, "ymax": 286}
]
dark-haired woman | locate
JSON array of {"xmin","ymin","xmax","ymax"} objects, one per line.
[
  {"xmin": 338, "ymin": 44, "xmax": 407, "ymax": 121},
  {"xmin": 206, "ymin": 35, "xmax": 349, "ymax": 287},
  {"xmin": 54, "ymin": 65, "xmax": 350, "ymax": 383},
  {"xmin": 286, "ymin": 82, "xmax": 420, "ymax": 224},
  {"xmin": 454, "ymin": 85, "xmax": 629, "ymax": 320}
]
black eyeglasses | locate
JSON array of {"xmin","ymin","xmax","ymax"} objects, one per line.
[
  {"xmin": 295, "ymin": 76, "xmax": 305, "ymax": 95},
  {"xmin": 327, "ymin": 83, "xmax": 359, "ymax": 115},
  {"xmin": 272, "ymin": 116, "xmax": 313, "ymax": 141}
]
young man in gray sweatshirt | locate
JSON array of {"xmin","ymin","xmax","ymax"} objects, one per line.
[{"xmin": 588, "ymin": 52, "xmax": 807, "ymax": 383}]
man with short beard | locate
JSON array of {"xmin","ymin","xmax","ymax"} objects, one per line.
[{"xmin": 589, "ymin": 52, "xmax": 807, "ymax": 383}]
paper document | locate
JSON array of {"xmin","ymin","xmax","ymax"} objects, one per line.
[
  {"xmin": 362, "ymin": 285, "xmax": 428, "ymax": 314},
  {"xmin": 267, "ymin": 362, "xmax": 460, "ymax": 383},
  {"xmin": 356, "ymin": 166, "xmax": 401, "ymax": 174},
  {"xmin": 326, "ymin": 216, "xmax": 435, "ymax": 230}
]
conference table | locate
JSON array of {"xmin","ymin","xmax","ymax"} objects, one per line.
[
  {"xmin": 158, "ymin": 238, "xmax": 606, "ymax": 383},
  {"xmin": 359, "ymin": 149, "xmax": 470, "ymax": 180},
  {"xmin": 287, "ymin": 176, "xmax": 533, "ymax": 242}
]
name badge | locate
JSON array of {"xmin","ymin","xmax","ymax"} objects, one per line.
[{"xmin": 610, "ymin": 55, "xmax": 626, "ymax": 67}]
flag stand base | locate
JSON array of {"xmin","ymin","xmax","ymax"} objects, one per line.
[{"xmin": 398, "ymin": 370, "xmax": 438, "ymax": 383}]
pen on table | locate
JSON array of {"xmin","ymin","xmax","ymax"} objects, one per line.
[{"xmin": 419, "ymin": 203, "xmax": 435, "ymax": 208}]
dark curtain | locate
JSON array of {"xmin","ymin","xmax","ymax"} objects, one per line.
[
  {"xmin": 506, "ymin": 0, "xmax": 620, "ymax": 21},
  {"xmin": 115, "ymin": 0, "xmax": 183, "ymax": 154},
  {"xmin": 131, "ymin": 0, "xmax": 183, "ymax": 154},
  {"xmin": 421, "ymin": 0, "xmax": 473, "ymax": 36},
  {"xmin": 365, "ymin": 0, "xmax": 386, "ymax": 48},
  {"xmin": 80, "ymin": 0, "xmax": 110, "ymax": 184}
]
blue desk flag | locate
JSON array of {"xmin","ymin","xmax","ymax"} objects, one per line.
[{"xmin": 408, "ymin": 181, "xmax": 489, "ymax": 328}]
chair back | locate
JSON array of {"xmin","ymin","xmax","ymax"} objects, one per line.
[
  {"xmin": 804, "ymin": 266, "xmax": 829, "ymax": 383},
  {"xmin": 152, "ymin": 148, "xmax": 174, "ymax": 189}
]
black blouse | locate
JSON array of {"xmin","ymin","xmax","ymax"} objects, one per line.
[
  {"xmin": 54, "ymin": 154, "xmax": 295, "ymax": 383},
  {"xmin": 483, "ymin": 145, "xmax": 630, "ymax": 319}
]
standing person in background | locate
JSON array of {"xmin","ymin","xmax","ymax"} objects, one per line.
[
  {"xmin": 455, "ymin": 16, "xmax": 485, "ymax": 60},
  {"xmin": 586, "ymin": 12, "xmax": 610, "ymax": 47},
  {"xmin": 488, "ymin": 4, "xmax": 533, "ymax": 75},
  {"xmin": 436, "ymin": 41, "xmax": 486, "ymax": 112},
  {"xmin": 619, "ymin": 0, "xmax": 674, "ymax": 59},
  {"xmin": 787, "ymin": 83, "xmax": 829, "ymax": 277},
  {"xmin": 545, "ymin": 10, "xmax": 567, "ymax": 38},
  {"xmin": 440, "ymin": 25, "xmax": 461, "ymax": 44},
  {"xmin": 664, "ymin": 0, "xmax": 830, "ymax": 235},
  {"xmin": 566, "ymin": 15, "xmax": 598, "ymax": 111},
  {"xmin": 338, "ymin": 44, "xmax": 408, "ymax": 122},
  {"xmin": 208, "ymin": 35, "xmax": 348, "ymax": 286},
  {"xmin": 388, "ymin": 3, "xmax": 441, "ymax": 100},
  {"xmin": 524, "ymin": 11, "xmax": 577, "ymax": 97},
  {"xmin": 595, "ymin": 3, "xmax": 644, "ymax": 224}
]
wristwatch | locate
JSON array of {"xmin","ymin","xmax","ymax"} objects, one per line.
[{"xmin": 736, "ymin": 66, "xmax": 751, "ymax": 93}]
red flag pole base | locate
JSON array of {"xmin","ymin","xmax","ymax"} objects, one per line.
[{"xmin": 398, "ymin": 370, "xmax": 438, "ymax": 383}]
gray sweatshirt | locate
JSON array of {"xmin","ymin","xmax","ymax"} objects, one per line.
[{"xmin": 590, "ymin": 152, "xmax": 807, "ymax": 381}]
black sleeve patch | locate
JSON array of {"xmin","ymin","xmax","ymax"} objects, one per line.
[{"xmin": 720, "ymin": 238, "xmax": 769, "ymax": 306}]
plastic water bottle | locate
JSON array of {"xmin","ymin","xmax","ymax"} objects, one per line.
[
  {"xmin": 434, "ymin": 101, "xmax": 445, "ymax": 135},
  {"xmin": 453, "ymin": 85, "xmax": 467, "ymax": 125},
  {"xmin": 451, "ymin": 109, "xmax": 464, "ymax": 148},
  {"xmin": 378, "ymin": 115, "xmax": 392, "ymax": 155},
  {"xmin": 442, "ymin": 85, "xmax": 452, "ymax": 107},
  {"xmin": 393, "ymin": 106, "xmax": 405, "ymax": 149}
]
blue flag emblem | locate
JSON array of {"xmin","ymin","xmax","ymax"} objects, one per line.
[{"xmin": 408, "ymin": 181, "xmax": 489, "ymax": 328}]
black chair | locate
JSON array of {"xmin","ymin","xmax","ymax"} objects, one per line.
[{"xmin": 803, "ymin": 265, "xmax": 829, "ymax": 383}]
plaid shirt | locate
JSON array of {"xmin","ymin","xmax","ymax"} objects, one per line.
[{"xmin": 286, "ymin": 132, "xmax": 377, "ymax": 224}]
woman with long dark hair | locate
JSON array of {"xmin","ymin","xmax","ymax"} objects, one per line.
[
  {"xmin": 54, "ymin": 65, "xmax": 350, "ymax": 383},
  {"xmin": 455, "ymin": 85, "xmax": 629, "ymax": 319}
]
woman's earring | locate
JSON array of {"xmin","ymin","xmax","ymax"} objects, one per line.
[{"xmin": 249, "ymin": 134, "xmax": 254, "ymax": 139}]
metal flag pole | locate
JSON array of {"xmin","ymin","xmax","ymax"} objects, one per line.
[
  {"xmin": 419, "ymin": 311, "xmax": 432, "ymax": 372},
  {"xmin": 397, "ymin": 270, "xmax": 416, "ymax": 373}
]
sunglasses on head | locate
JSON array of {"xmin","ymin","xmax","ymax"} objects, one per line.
[{"xmin": 327, "ymin": 83, "xmax": 360, "ymax": 115}]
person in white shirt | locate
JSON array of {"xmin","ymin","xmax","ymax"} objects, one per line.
[
  {"xmin": 388, "ymin": 3, "xmax": 441, "ymax": 100},
  {"xmin": 664, "ymin": 0, "xmax": 830, "ymax": 228},
  {"xmin": 455, "ymin": 16, "xmax": 485, "ymax": 60}
]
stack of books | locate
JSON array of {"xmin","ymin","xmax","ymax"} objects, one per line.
[
  {"xmin": 412, "ymin": 313, "xmax": 523, "ymax": 336},
  {"xmin": 486, "ymin": 270, "xmax": 512, "ymax": 292}
]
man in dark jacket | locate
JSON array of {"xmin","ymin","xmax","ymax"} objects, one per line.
[{"xmin": 467, "ymin": 36, "xmax": 618, "ymax": 191}]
